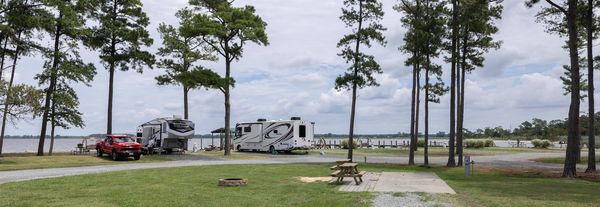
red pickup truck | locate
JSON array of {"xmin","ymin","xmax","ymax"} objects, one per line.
[{"xmin": 96, "ymin": 134, "xmax": 142, "ymax": 161}]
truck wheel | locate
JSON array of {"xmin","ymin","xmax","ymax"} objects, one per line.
[
  {"xmin": 111, "ymin": 151, "xmax": 118, "ymax": 161},
  {"xmin": 96, "ymin": 148, "xmax": 103, "ymax": 157},
  {"xmin": 134, "ymin": 154, "xmax": 141, "ymax": 160}
]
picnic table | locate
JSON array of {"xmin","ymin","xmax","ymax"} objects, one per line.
[{"xmin": 330, "ymin": 162, "xmax": 365, "ymax": 185}]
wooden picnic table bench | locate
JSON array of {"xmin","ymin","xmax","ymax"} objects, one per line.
[{"xmin": 330, "ymin": 162, "xmax": 365, "ymax": 185}]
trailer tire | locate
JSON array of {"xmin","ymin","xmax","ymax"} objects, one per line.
[
  {"xmin": 236, "ymin": 145, "xmax": 242, "ymax": 152},
  {"xmin": 96, "ymin": 148, "xmax": 103, "ymax": 157},
  {"xmin": 111, "ymin": 150, "xmax": 118, "ymax": 161},
  {"xmin": 269, "ymin": 146, "xmax": 275, "ymax": 154},
  {"xmin": 134, "ymin": 154, "xmax": 141, "ymax": 160}
]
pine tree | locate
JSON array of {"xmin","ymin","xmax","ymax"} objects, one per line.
[
  {"xmin": 36, "ymin": 0, "xmax": 96, "ymax": 156},
  {"xmin": 156, "ymin": 8, "xmax": 216, "ymax": 120},
  {"xmin": 527, "ymin": 0, "xmax": 582, "ymax": 178},
  {"xmin": 336, "ymin": 0, "xmax": 386, "ymax": 162},
  {"xmin": 90, "ymin": 0, "xmax": 154, "ymax": 135},
  {"xmin": 456, "ymin": 0, "xmax": 502, "ymax": 166},
  {"xmin": 188, "ymin": 0, "xmax": 268, "ymax": 156}
]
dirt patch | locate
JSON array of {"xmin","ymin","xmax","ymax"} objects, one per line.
[{"xmin": 296, "ymin": 176, "xmax": 332, "ymax": 183}]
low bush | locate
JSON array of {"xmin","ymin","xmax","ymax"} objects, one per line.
[
  {"xmin": 464, "ymin": 139, "xmax": 495, "ymax": 148},
  {"xmin": 417, "ymin": 139, "xmax": 425, "ymax": 147},
  {"xmin": 341, "ymin": 139, "xmax": 358, "ymax": 149},
  {"xmin": 531, "ymin": 139, "xmax": 552, "ymax": 148}
]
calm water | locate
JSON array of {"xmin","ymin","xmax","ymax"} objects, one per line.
[
  {"xmin": 1, "ymin": 138, "xmax": 224, "ymax": 153},
  {"xmin": 1, "ymin": 138, "xmax": 562, "ymax": 153}
]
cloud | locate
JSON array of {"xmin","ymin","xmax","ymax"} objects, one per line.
[{"xmin": 2, "ymin": 0, "xmax": 594, "ymax": 137}]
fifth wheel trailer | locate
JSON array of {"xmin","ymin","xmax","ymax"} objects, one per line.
[
  {"xmin": 136, "ymin": 115, "xmax": 194, "ymax": 154},
  {"xmin": 234, "ymin": 117, "xmax": 314, "ymax": 153}
]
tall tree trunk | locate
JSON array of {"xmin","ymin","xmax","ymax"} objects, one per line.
[
  {"xmin": 0, "ymin": 37, "xmax": 9, "ymax": 155},
  {"xmin": 457, "ymin": 34, "xmax": 467, "ymax": 167},
  {"xmin": 107, "ymin": 0, "xmax": 117, "ymax": 135},
  {"xmin": 224, "ymin": 58, "xmax": 231, "ymax": 156},
  {"xmin": 447, "ymin": 0, "xmax": 458, "ymax": 167},
  {"xmin": 0, "ymin": 33, "xmax": 21, "ymax": 155},
  {"xmin": 563, "ymin": 0, "xmax": 581, "ymax": 178},
  {"xmin": 424, "ymin": 61, "xmax": 430, "ymax": 166},
  {"xmin": 348, "ymin": 0, "xmax": 363, "ymax": 162},
  {"xmin": 39, "ymin": 20, "xmax": 62, "ymax": 156},
  {"xmin": 183, "ymin": 87, "xmax": 189, "ymax": 120},
  {"xmin": 585, "ymin": 0, "xmax": 596, "ymax": 173},
  {"xmin": 409, "ymin": 53, "xmax": 417, "ymax": 165},
  {"xmin": 49, "ymin": 99, "xmax": 56, "ymax": 156},
  {"xmin": 0, "ymin": 37, "xmax": 8, "ymax": 81},
  {"xmin": 415, "ymin": 67, "xmax": 421, "ymax": 153}
]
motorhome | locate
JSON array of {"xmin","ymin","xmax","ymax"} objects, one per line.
[
  {"xmin": 234, "ymin": 117, "xmax": 314, "ymax": 153},
  {"xmin": 136, "ymin": 115, "xmax": 194, "ymax": 154}
]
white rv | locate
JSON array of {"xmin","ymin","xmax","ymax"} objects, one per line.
[
  {"xmin": 136, "ymin": 115, "xmax": 194, "ymax": 154},
  {"xmin": 234, "ymin": 117, "xmax": 314, "ymax": 153}
]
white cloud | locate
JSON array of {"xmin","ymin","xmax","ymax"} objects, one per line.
[{"xmin": 2, "ymin": 0, "xmax": 595, "ymax": 137}]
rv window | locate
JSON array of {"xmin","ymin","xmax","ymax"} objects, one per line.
[
  {"xmin": 299, "ymin": 125, "xmax": 306, "ymax": 138},
  {"xmin": 244, "ymin": 127, "xmax": 251, "ymax": 133},
  {"xmin": 235, "ymin": 127, "xmax": 242, "ymax": 137}
]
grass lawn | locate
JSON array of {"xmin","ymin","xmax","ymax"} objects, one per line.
[
  {"xmin": 1, "ymin": 163, "xmax": 599, "ymax": 207},
  {"xmin": 309, "ymin": 147, "xmax": 562, "ymax": 158},
  {"xmin": 534, "ymin": 155, "xmax": 600, "ymax": 164},
  {"xmin": 0, "ymin": 153, "xmax": 172, "ymax": 171}
]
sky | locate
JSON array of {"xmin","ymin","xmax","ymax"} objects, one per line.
[{"xmin": 5, "ymin": 0, "xmax": 597, "ymax": 136}]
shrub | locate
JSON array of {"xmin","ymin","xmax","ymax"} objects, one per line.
[
  {"xmin": 464, "ymin": 139, "xmax": 495, "ymax": 148},
  {"xmin": 531, "ymin": 139, "xmax": 551, "ymax": 148},
  {"xmin": 341, "ymin": 139, "xmax": 358, "ymax": 149},
  {"xmin": 417, "ymin": 139, "xmax": 425, "ymax": 147}
]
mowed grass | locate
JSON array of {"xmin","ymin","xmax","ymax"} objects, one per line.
[
  {"xmin": 309, "ymin": 147, "xmax": 562, "ymax": 157},
  {"xmin": 0, "ymin": 153, "xmax": 172, "ymax": 171},
  {"xmin": 1, "ymin": 163, "xmax": 600, "ymax": 207}
]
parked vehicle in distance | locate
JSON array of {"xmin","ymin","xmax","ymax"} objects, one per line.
[
  {"xmin": 96, "ymin": 134, "xmax": 142, "ymax": 161},
  {"xmin": 234, "ymin": 117, "xmax": 314, "ymax": 153},
  {"xmin": 136, "ymin": 115, "xmax": 195, "ymax": 154}
]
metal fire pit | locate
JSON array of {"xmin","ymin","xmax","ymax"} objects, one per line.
[{"xmin": 218, "ymin": 178, "xmax": 248, "ymax": 187}]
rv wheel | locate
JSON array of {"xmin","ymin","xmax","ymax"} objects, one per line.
[
  {"xmin": 236, "ymin": 145, "xmax": 242, "ymax": 152},
  {"xmin": 269, "ymin": 146, "xmax": 275, "ymax": 154}
]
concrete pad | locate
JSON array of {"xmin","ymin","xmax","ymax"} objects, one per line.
[{"xmin": 339, "ymin": 172, "xmax": 456, "ymax": 194}]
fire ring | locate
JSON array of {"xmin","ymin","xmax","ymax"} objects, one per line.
[{"xmin": 218, "ymin": 178, "xmax": 248, "ymax": 187}]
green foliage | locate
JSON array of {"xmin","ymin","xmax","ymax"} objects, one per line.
[
  {"xmin": 0, "ymin": 81, "xmax": 42, "ymax": 124},
  {"xmin": 89, "ymin": 0, "xmax": 154, "ymax": 72},
  {"xmin": 155, "ymin": 8, "xmax": 217, "ymax": 91},
  {"xmin": 188, "ymin": 0, "xmax": 269, "ymax": 64},
  {"xmin": 335, "ymin": 0, "xmax": 386, "ymax": 91},
  {"xmin": 35, "ymin": 0, "xmax": 96, "ymax": 131},
  {"xmin": 457, "ymin": 0, "xmax": 503, "ymax": 72},
  {"xmin": 464, "ymin": 139, "xmax": 495, "ymax": 148},
  {"xmin": 531, "ymin": 139, "xmax": 552, "ymax": 148},
  {"xmin": 341, "ymin": 139, "xmax": 358, "ymax": 149}
]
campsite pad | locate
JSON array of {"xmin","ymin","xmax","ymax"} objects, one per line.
[
  {"xmin": 339, "ymin": 172, "xmax": 456, "ymax": 194},
  {"xmin": 297, "ymin": 177, "xmax": 333, "ymax": 183}
]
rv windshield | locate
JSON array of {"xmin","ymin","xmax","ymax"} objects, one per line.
[
  {"xmin": 114, "ymin": 137, "xmax": 134, "ymax": 143},
  {"xmin": 167, "ymin": 120, "xmax": 194, "ymax": 133}
]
